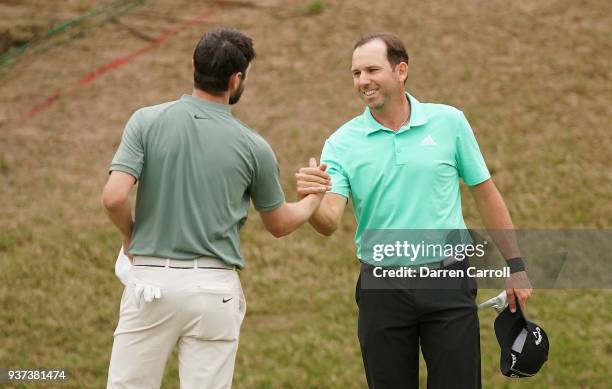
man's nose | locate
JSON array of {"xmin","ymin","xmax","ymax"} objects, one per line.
[{"xmin": 358, "ymin": 73, "xmax": 370, "ymax": 87}]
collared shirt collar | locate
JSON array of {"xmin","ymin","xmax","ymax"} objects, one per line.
[
  {"xmin": 363, "ymin": 92, "xmax": 428, "ymax": 135},
  {"xmin": 180, "ymin": 94, "xmax": 231, "ymax": 113}
]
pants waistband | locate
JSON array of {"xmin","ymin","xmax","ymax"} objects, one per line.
[
  {"xmin": 133, "ymin": 256, "xmax": 236, "ymax": 270},
  {"xmin": 422, "ymin": 256, "xmax": 462, "ymax": 270},
  {"xmin": 362, "ymin": 256, "xmax": 463, "ymax": 270}
]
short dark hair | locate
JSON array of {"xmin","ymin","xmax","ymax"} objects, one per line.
[
  {"xmin": 193, "ymin": 28, "xmax": 255, "ymax": 95},
  {"xmin": 353, "ymin": 32, "xmax": 409, "ymax": 67}
]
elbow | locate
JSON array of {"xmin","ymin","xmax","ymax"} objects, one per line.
[
  {"xmin": 268, "ymin": 224, "xmax": 290, "ymax": 238},
  {"xmin": 313, "ymin": 223, "xmax": 337, "ymax": 237},
  {"xmin": 262, "ymin": 203, "xmax": 294, "ymax": 238},
  {"xmin": 321, "ymin": 229, "xmax": 335, "ymax": 237},
  {"xmin": 319, "ymin": 228, "xmax": 336, "ymax": 237},
  {"xmin": 101, "ymin": 190, "xmax": 127, "ymax": 211},
  {"xmin": 271, "ymin": 230, "xmax": 287, "ymax": 238}
]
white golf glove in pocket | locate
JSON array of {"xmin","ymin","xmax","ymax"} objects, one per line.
[
  {"xmin": 115, "ymin": 246, "xmax": 134, "ymax": 286},
  {"xmin": 133, "ymin": 282, "xmax": 162, "ymax": 308},
  {"xmin": 115, "ymin": 246, "xmax": 162, "ymax": 307}
]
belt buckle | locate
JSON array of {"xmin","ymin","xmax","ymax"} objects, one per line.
[
  {"xmin": 442, "ymin": 256, "xmax": 462, "ymax": 268},
  {"xmin": 168, "ymin": 259, "xmax": 191, "ymax": 269},
  {"xmin": 426, "ymin": 258, "xmax": 451, "ymax": 270},
  {"xmin": 418, "ymin": 260, "xmax": 442, "ymax": 271},
  {"xmin": 432, "ymin": 260, "xmax": 444, "ymax": 270}
]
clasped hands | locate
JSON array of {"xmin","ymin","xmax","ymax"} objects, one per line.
[{"xmin": 295, "ymin": 157, "xmax": 332, "ymax": 199}]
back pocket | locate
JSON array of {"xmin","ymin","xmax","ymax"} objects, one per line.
[{"xmin": 194, "ymin": 286, "xmax": 241, "ymax": 341}]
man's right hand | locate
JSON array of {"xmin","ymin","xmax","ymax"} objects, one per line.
[
  {"xmin": 294, "ymin": 157, "xmax": 347, "ymax": 236},
  {"xmin": 505, "ymin": 271, "xmax": 533, "ymax": 313},
  {"xmin": 295, "ymin": 158, "xmax": 331, "ymax": 199},
  {"xmin": 258, "ymin": 158, "xmax": 329, "ymax": 238},
  {"xmin": 123, "ymin": 235, "xmax": 134, "ymax": 262}
]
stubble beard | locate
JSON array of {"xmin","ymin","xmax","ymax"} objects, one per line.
[{"xmin": 229, "ymin": 79, "xmax": 245, "ymax": 105}]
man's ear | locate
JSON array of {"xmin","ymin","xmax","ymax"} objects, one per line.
[
  {"xmin": 229, "ymin": 71, "xmax": 242, "ymax": 90},
  {"xmin": 396, "ymin": 62, "xmax": 408, "ymax": 84}
]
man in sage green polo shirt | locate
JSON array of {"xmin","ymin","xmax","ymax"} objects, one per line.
[
  {"xmin": 101, "ymin": 28, "xmax": 330, "ymax": 389},
  {"xmin": 296, "ymin": 33, "xmax": 532, "ymax": 388}
]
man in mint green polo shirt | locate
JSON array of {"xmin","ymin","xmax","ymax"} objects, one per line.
[
  {"xmin": 102, "ymin": 28, "xmax": 330, "ymax": 389},
  {"xmin": 296, "ymin": 33, "xmax": 532, "ymax": 388}
]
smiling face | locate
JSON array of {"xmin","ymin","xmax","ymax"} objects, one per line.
[{"xmin": 351, "ymin": 39, "xmax": 408, "ymax": 111}]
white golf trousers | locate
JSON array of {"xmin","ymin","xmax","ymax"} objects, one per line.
[{"xmin": 107, "ymin": 264, "xmax": 246, "ymax": 389}]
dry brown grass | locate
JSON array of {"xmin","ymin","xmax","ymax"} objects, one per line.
[{"xmin": 1, "ymin": 0, "xmax": 611, "ymax": 387}]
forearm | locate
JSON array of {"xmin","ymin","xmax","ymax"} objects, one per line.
[
  {"xmin": 309, "ymin": 205, "xmax": 339, "ymax": 236},
  {"xmin": 473, "ymin": 184, "xmax": 521, "ymax": 260},
  {"xmin": 103, "ymin": 198, "xmax": 134, "ymax": 238},
  {"xmin": 102, "ymin": 171, "xmax": 137, "ymax": 239},
  {"xmin": 269, "ymin": 195, "xmax": 322, "ymax": 237}
]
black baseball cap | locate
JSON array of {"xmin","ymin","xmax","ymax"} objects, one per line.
[{"xmin": 494, "ymin": 299, "xmax": 549, "ymax": 378}]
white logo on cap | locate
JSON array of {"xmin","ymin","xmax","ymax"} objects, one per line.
[
  {"xmin": 533, "ymin": 327, "xmax": 542, "ymax": 346},
  {"xmin": 511, "ymin": 353, "xmax": 517, "ymax": 369}
]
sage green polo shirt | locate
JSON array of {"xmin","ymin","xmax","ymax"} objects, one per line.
[
  {"xmin": 321, "ymin": 93, "xmax": 490, "ymax": 265},
  {"xmin": 109, "ymin": 95, "xmax": 285, "ymax": 268}
]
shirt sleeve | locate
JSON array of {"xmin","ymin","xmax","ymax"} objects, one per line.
[
  {"xmin": 109, "ymin": 110, "xmax": 145, "ymax": 180},
  {"xmin": 455, "ymin": 111, "xmax": 491, "ymax": 186},
  {"xmin": 321, "ymin": 140, "xmax": 350, "ymax": 198},
  {"xmin": 249, "ymin": 141, "xmax": 285, "ymax": 212}
]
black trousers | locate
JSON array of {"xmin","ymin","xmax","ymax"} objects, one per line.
[{"xmin": 356, "ymin": 261, "xmax": 481, "ymax": 389}]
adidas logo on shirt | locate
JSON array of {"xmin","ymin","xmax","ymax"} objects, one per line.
[{"xmin": 421, "ymin": 135, "xmax": 437, "ymax": 146}]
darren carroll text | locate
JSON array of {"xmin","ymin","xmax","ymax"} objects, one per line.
[{"xmin": 372, "ymin": 266, "xmax": 511, "ymax": 278}]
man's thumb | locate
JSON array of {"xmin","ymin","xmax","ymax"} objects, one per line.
[{"xmin": 309, "ymin": 157, "xmax": 317, "ymax": 168}]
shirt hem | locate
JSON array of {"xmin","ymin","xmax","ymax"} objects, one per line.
[
  {"xmin": 463, "ymin": 173, "xmax": 491, "ymax": 187},
  {"xmin": 109, "ymin": 164, "xmax": 140, "ymax": 180},
  {"xmin": 254, "ymin": 199, "xmax": 285, "ymax": 212}
]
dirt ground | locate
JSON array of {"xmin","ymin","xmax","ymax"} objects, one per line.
[{"xmin": 1, "ymin": 0, "xmax": 611, "ymax": 387}]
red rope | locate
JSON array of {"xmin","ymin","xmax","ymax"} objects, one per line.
[{"xmin": 25, "ymin": 8, "xmax": 217, "ymax": 119}]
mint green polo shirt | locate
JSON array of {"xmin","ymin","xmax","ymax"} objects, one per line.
[
  {"xmin": 321, "ymin": 93, "xmax": 490, "ymax": 265},
  {"xmin": 109, "ymin": 95, "xmax": 285, "ymax": 268}
]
